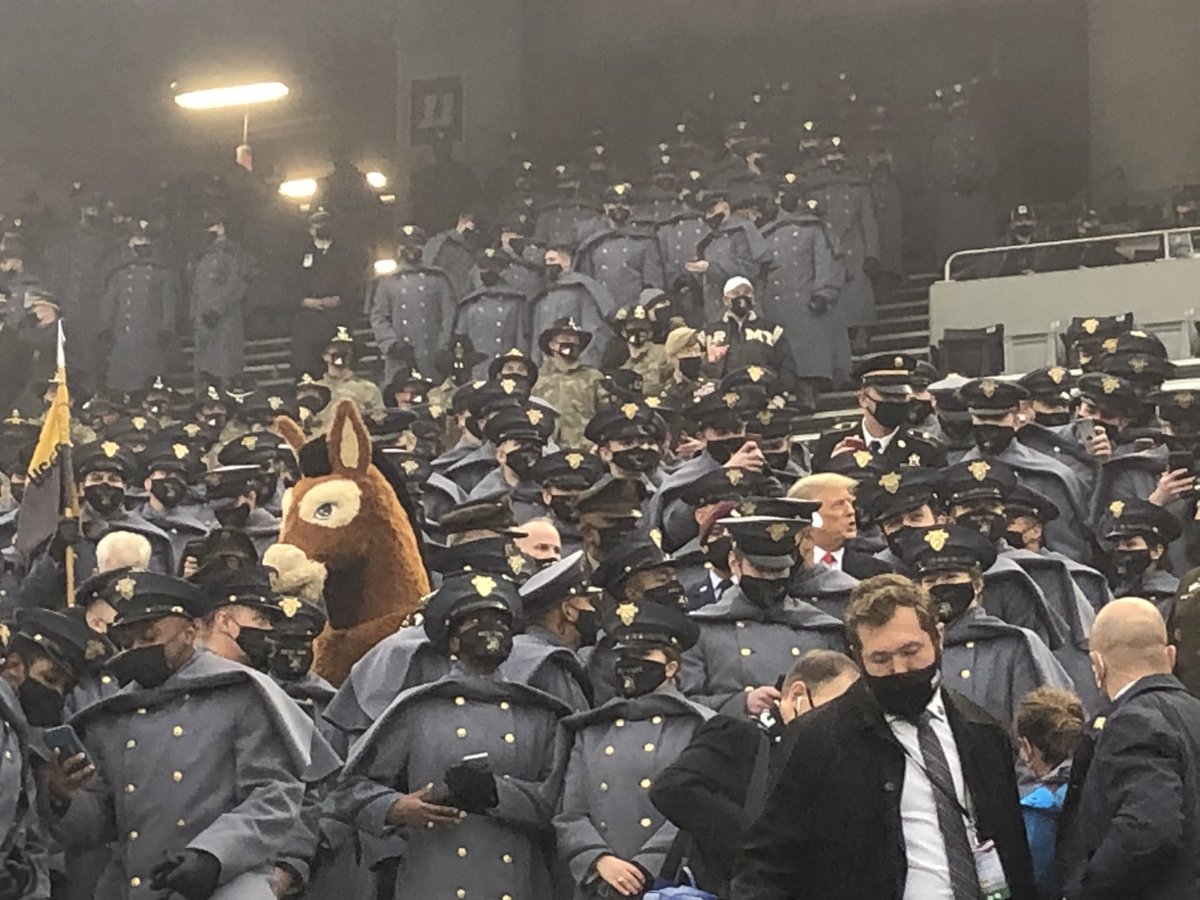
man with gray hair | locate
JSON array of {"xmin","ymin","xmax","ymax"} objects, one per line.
[
  {"xmin": 94, "ymin": 530, "xmax": 151, "ymax": 574},
  {"xmin": 1061, "ymin": 597, "xmax": 1200, "ymax": 899}
]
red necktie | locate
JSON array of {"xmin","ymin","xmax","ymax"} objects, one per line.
[{"xmin": 821, "ymin": 552, "xmax": 837, "ymax": 567}]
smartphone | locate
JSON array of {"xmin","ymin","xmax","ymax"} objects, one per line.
[
  {"xmin": 43, "ymin": 725, "xmax": 90, "ymax": 766},
  {"xmin": 1071, "ymin": 418, "xmax": 1098, "ymax": 444},
  {"xmin": 1168, "ymin": 450, "xmax": 1195, "ymax": 474}
]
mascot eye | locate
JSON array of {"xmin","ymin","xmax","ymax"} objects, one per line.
[{"xmin": 314, "ymin": 502, "xmax": 335, "ymax": 520}]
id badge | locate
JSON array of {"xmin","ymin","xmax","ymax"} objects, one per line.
[
  {"xmin": 302, "ymin": 253, "xmax": 314, "ymax": 268},
  {"xmin": 973, "ymin": 840, "xmax": 1011, "ymax": 900}
]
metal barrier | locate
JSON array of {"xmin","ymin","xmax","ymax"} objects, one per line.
[{"xmin": 943, "ymin": 226, "xmax": 1200, "ymax": 282}]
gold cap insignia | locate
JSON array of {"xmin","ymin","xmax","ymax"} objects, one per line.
[
  {"xmin": 616, "ymin": 602, "xmax": 638, "ymax": 627},
  {"xmin": 242, "ymin": 435, "xmax": 258, "ymax": 450},
  {"xmin": 726, "ymin": 469, "xmax": 744, "ymax": 486},
  {"xmin": 101, "ymin": 441, "xmax": 120, "ymax": 459},
  {"xmin": 1177, "ymin": 392, "xmax": 1195, "ymax": 409},
  {"xmin": 0, "ymin": 624, "xmax": 9, "ymax": 646},
  {"xmin": 472, "ymin": 575, "xmax": 497, "ymax": 597},
  {"xmin": 621, "ymin": 403, "xmax": 639, "ymax": 420},
  {"xmin": 649, "ymin": 528, "xmax": 663, "ymax": 549},
  {"xmin": 184, "ymin": 423, "xmax": 201, "ymax": 438},
  {"xmin": 334, "ymin": 326, "xmax": 353, "ymax": 342},
  {"xmin": 1048, "ymin": 367, "xmax": 1066, "ymax": 384},
  {"xmin": 633, "ymin": 305, "xmax": 647, "ymax": 320},
  {"xmin": 924, "ymin": 529, "xmax": 949, "ymax": 552},
  {"xmin": 1109, "ymin": 500, "xmax": 1124, "ymax": 518},
  {"xmin": 85, "ymin": 639, "xmax": 107, "ymax": 661},
  {"xmin": 757, "ymin": 410, "xmax": 773, "ymax": 425},
  {"xmin": 879, "ymin": 472, "xmax": 902, "ymax": 494},
  {"xmin": 767, "ymin": 522, "xmax": 790, "ymax": 541},
  {"xmin": 115, "ymin": 576, "xmax": 137, "ymax": 600},
  {"xmin": 1082, "ymin": 318, "xmax": 1099, "ymax": 334},
  {"xmin": 430, "ymin": 403, "xmax": 444, "ymax": 419},
  {"xmin": 645, "ymin": 397, "xmax": 661, "ymax": 409},
  {"xmin": 1130, "ymin": 356, "xmax": 1148, "ymax": 374},
  {"xmin": 527, "ymin": 409, "xmax": 544, "ymax": 426},
  {"xmin": 565, "ymin": 453, "xmax": 584, "ymax": 470},
  {"xmin": 172, "ymin": 443, "xmax": 189, "ymax": 460},
  {"xmin": 268, "ymin": 396, "xmax": 284, "ymax": 411},
  {"xmin": 747, "ymin": 366, "xmax": 764, "ymax": 383},
  {"xmin": 893, "ymin": 356, "xmax": 904, "ymax": 368},
  {"xmin": 1093, "ymin": 715, "xmax": 1106, "ymax": 731},
  {"xmin": 723, "ymin": 392, "xmax": 739, "ymax": 409},
  {"xmin": 979, "ymin": 380, "xmax": 997, "ymax": 398},
  {"xmin": 1102, "ymin": 337, "xmax": 1118, "ymax": 354},
  {"xmin": 402, "ymin": 460, "xmax": 420, "ymax": 476},
  {"xmin": 968, "ymin": 460, "xmax": 991, "ymax": 482},
  {"xmin": 278, "ymin": 597, "xmax": 302, "ymax": 619},
  {"xmin": 131, "ymin": 416, "xmax": 147, "ymax": 430},
  {"xmin": 853, "ymin": 450, "xmax": 872, "ymax": 468},
  {"xmin": 1101, "ymin": 376, "xmax": 1120, "ymax": 395}
]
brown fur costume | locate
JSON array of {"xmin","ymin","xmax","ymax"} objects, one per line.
[{"xmin": 270, "ymin": 400, "xmax": 430, "ymax": 686}]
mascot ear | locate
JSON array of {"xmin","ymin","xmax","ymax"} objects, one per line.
[
  {"xmin": 275, "ymin": 416, "xmax": 307, "ymax": 454},
  {"xmin": 327, "ymin": 400, "xmax": 371, "ymax": 475}
]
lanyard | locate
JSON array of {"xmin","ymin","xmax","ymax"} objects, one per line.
[{"xmin": 896, "ymin": 730, "xmax": 975, "ymax": 825}]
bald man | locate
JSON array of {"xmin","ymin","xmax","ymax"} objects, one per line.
[
  {"xmin": 514, "ymin": 517, "xmax": 562, "ymax": 565},
  {"xmin": 1061, "ymin": 598, "xmax": 1200, "ymax": 899}
]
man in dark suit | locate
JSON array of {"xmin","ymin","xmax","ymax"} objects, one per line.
[
  {"xmin": 734, "ymin": 574, "xmax": 1037, "ymax": 900},
  {"xmin": 650, "ymin": 650, "xmax": 859, "ymax": 895},
  {"xmin": 1061, "ymin": 597, "xmax": 1200, "ymax": 899},
  {"xmin": 788, "ymin": 472, "xmax": 894, "ymax": 580}
]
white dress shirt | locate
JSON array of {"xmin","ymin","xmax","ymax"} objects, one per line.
[
  {"xmin": 862, "ymin": 419, "xmax": 900, "ymax": 453},
  {"xmin": 885, "ymin": 689, "xmax": 975, "ymax": 900},
  {"xmin": 812, "ymin": 546, "xmax": 845, "ymax": 570}
]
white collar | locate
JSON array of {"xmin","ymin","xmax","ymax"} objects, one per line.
[{"xmin": 862, "ymin": 419, "xmax": 899, "ymax": 450}]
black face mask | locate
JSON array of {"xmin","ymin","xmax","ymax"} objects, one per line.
[
  {"xmin": 973, "ymin": 424, "xmax": 1015, "ymax": 455},
  {"xmin": 83, "ymin": 483, "xmax": 124, "ymax": 516},
  {"xmin": 766, "ymin": 451, "xmax": 791, "ymax": 472},
  {"xmin": 871, "ymin": 400, "xmax": 910, "ymax": 430},
  {"xmin": 204, "ymin": 230, "xmax": 220, "ymax": 245},
  {"xmin": 609, "ymin": 207, "xmax": 632, "ymax": 226},
  {"xmin": 131, "ymin": 243, "xmax": 152, "ymax": 258},
  {"xmin": 729, "ymin": 296, "xmax": 753, "ymax": 318},
  {"xmin": 544, "ymin": 263, "xmax": 563, "ymax": 281},
  {"xmin": 213, "ymin": 501, "xmax": 252, "ymax": 529},
  {"xmin": 928, "ymin": 582, "xmax": 976, "ymax": 623},
  {"xmin": 234, "ymin": 626, "xmax": 273, "ymax": 671},
  {"xmin": 506, "ymin": 447, "xmax": 541, "ymax": 478},
  {"xmin": 885, "ymin": 524, "xmax": 917, "ymax": 557},
  {"xmin": 957, "ymin": 510, "xmax": 1007, "ymax": 543},
  {"xmin": 1035, "ymin": 411, "xmax": 1071, "ymax": 428},
  {"xmin": 706, "ymin": 435, "xmax": 746, "ymax": 464},
  {"xmin": 555, "ymin": 344, "xmax": 580, "ymax": 362},
  {"xmin": 908, "ymin": 400, "xmax": 934, "ymax": 425},
  {"xmin": 938, "ymin": 414, "xmax": 974, "ymax": 443},
  {"xmin": 548, "ymin": 495, "xmax": 578, "ymax": 524},
  {"xmin": 740, "ymin": 574, "xmax": 790, "ymax": 608},
  {"xmin": 456, "ymin": 621, "xmax": 514, "ymax": 667},
  {"xmin": 204, "ymin": 414, "xmax": 228, "ymax": 432},
  {"xmin": 573, "ymin": 609, "xmax": 600, "ymax": 648},
  {"xmin": 480, "ymin": 269, "xmax": 502, "ymax": 287},
  {"xmin": 313, "ymin": 226, "xmax": 332, "ymax": 241},
  {"xmin": 678, "ymin": 357, "xmax": 702, "ymax": 379},
  {"xmin": 106, "ymin": 643, "xmax": 174, "ymax": 689},
  {"xmin": 1112, "ymin": 549, "xmax": 1152, "ymax": 580},
  {"xmin": 614, "ymin": 656, "xmax": 669, "ymax": 698},
  {"xmin": 703, "ymin": 536, "xmax": 733, "ymax": 570},
  {"xmin": 268, "ymin": 633, "xmax": 316, "ymax": 680},
  {"xmin": 508, "ymin": 237, "xmax": 527, "ymax": 257},
  {"xmin": 611, "ymin": 447, "xmax": 661, "ymax": 474},
  {"xmin": 627, "ymin": 332, "xmax": 648, "ymax": 348},
  {"xmin": 705, "ymin": 212, "xmax": 726, "ymax": 231},
  {"xmin": 595, "ymin": 524, "xmax": 629, "ymax": 555},
  {"xmin": 149, "ymin": 477, "xmax": 187, "ymax": 508},
  {"xmin": 19, "ymin": 677, "xmax": 65, "ymax": 728},
  {"xmin": 298, "ymin": 395, "xmax": 324, "ymax": 413},
  {"xmin": 641, "ymin": 580, "xmax": 686, "ymax": 607},
  {"xmin": 864, "ymin": 656, "xmax": 941, "ymax": 720},
  {"xmin": 400, "ymin": 248, "xmax": 422, "ymax": 265}
]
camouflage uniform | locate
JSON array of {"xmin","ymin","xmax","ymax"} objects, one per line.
[{"xmin": 532, "ymin": 355, "xmax": 606, "ymax": 449}]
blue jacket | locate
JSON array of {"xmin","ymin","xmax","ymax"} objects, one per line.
[{"xmin": 1021, "ymin": 764, "xmax": 1070, "ymax": 898}]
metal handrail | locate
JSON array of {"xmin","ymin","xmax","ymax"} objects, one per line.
[{"xmin": 942, "ymin": 226, "xmax": 1200, "ymax": 281}]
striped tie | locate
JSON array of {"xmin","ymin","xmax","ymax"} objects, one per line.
[{"xmin": 916, "ymin": 710, "xmax": 982, "ymax": 900}]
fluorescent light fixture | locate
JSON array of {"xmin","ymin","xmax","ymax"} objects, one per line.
[
  {"xmin": 374, "ymin": 258, "xmax": 398, "ymax": 276},
  {"xmin": 175, "ymin": 81, "xmax": 289, "ymax": 110},
  {"xmin": 365, "ymin": 171, "xmax": 388, "ymax": 189},
  {"xmin": 379, "ymin": 193, "xmax": 397, "ymax": 205},
  {"xmin": 278, "ymin": 178, "xmax": 318, "ymax": 199}
]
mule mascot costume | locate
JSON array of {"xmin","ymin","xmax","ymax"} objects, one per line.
[{"xmin": 266, "ymin": 400, "xmax": 430, "ymax": 686}]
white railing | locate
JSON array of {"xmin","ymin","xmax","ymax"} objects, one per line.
[{"xmin": 943, "ymin": 227, "xmax": 1200, "ymax": 281}]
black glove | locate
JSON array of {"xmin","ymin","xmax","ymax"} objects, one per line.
[
  {"xmin": 807, "ymin": 295, "xmax": 829, "ymax": 315},
  {"xmin": 0, "ymin": 845, "xmax": 31, "ymax": 900},
  {"xmin": 48, "ymin": 518, "xmax": 82, "ymax": 563},
  {"xmin": 200, "ymin": 310, "xmax": 221, "ymax": 328},
  {"xmin": 150, "ymin": 849, "xmax": 222, "ymax": 900},
  {"xmin": 443, "ymin": 761, "xmax": 499, "ymax": 814},
  {"xmin": 386, "ymin": 343, "xmax": 410, "ymax": 361}
]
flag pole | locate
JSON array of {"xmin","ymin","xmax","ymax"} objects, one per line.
[{"xmin": 56, "ymin": 323, "xmax": 78, "ymax": 608}]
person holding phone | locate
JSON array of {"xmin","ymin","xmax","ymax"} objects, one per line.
[{"xmin": 330, "ymin": 573, "xmax": 571, "ymax": 900}]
